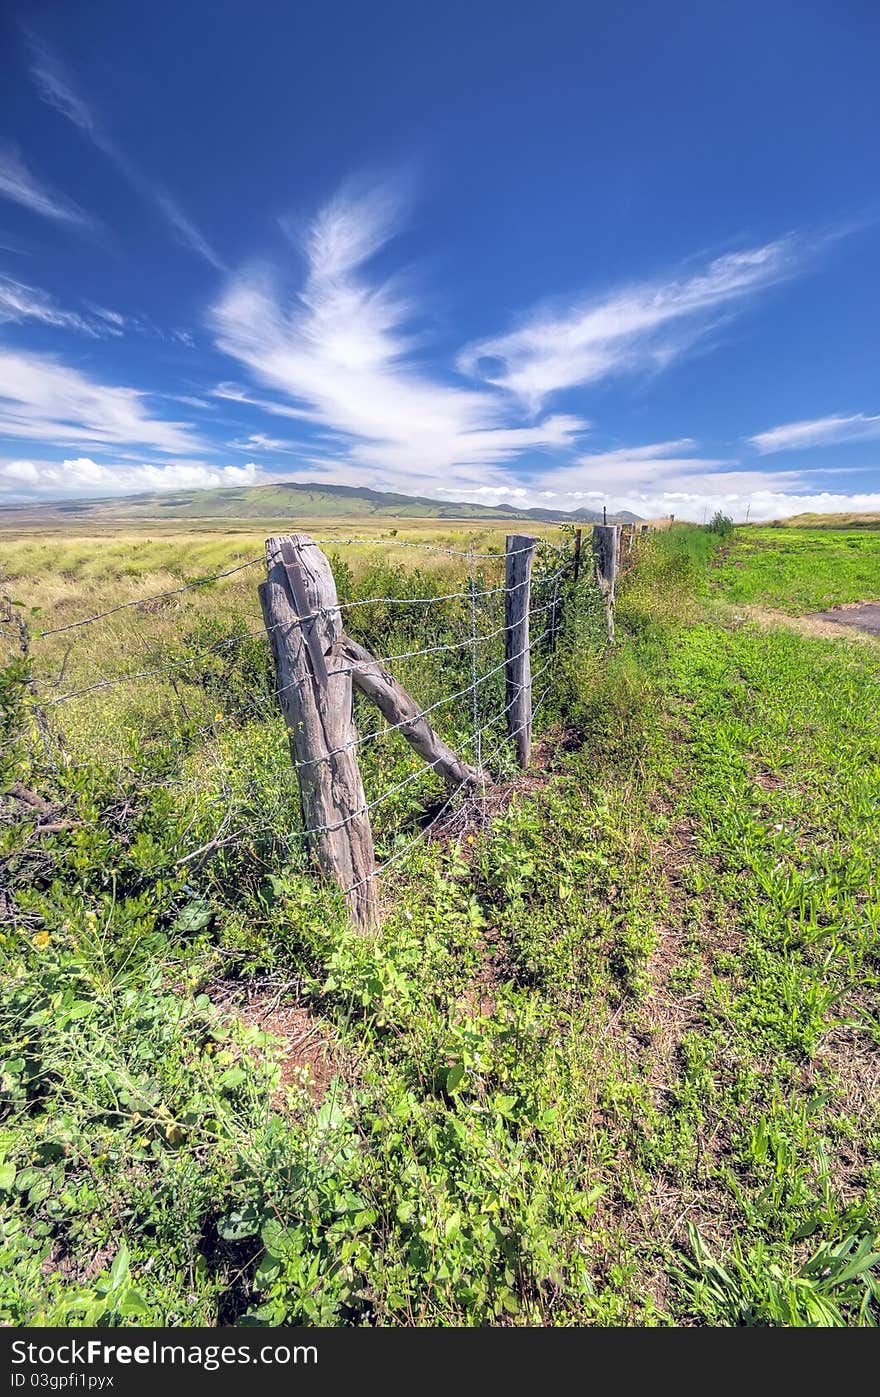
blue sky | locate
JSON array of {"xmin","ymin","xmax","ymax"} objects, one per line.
[{"xmin": 1, "ymin": 0, "xmax": 878, "ymax": 520}]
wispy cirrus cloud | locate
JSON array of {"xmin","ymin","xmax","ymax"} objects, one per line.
[
  {"xmin": 749, "ymin": 412, "xmax": 880, "ymax": 454},
  {"xmin": 228, "ymin": 432, "xmax": 296, "ymax": 452},
  {"xmin": 458, "ymin": 239, "xmax": 810, "ymax": 411},
  {"xmin": 0, "ymin": 147, "xmax": 92, "ymax": 228},
  {"xmin": 561, "ymin": 439, "xmax": 731, "ymax": 491},
  {"xmin": 0, "ymin": 455, "xmax": 260, "ymax": 498},
  {"xmin": 0, "ymin": 274, "xmax": 123, "ymax": 336},
  {"xmin": 0, "ymin": 286, "xmax": 199, "ymax": 346},
  {"xmin": 26, "ymin": 34, "xmax": 224, "ymax": 270},
  {"xmin": 210, "ymin": 382, "xmax": 317, "ymax": 421},
  {"xmin": 209, "ymin": 178, "xmax": 587, "ymax": 489},
  {"xmin": 0, "ymin": 349, "xmax": 203, "ymax": 455}
]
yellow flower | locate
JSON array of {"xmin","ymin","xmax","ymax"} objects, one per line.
[
  {"xmin": 33, "ymin": 931, "xmax": 52, "ymax": 950},
  {"xmin": 214, "ymin": 713, "xmax": 225, "ymax": 722}
]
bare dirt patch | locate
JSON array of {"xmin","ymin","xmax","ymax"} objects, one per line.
[
  {"xmin": 640, "ymin": 810, "xmax": 706, "ymax": 1090},
  {"xmin": 810, "ymin": 1013, "xmax": 880, "ymax": 1199},
  {"xmin": 812, "ymin": 600, "xmax": 880, "ymax": 635},
  {"xmin": 730, "ymin": 604, "xmax": 880, "ymax": 645},
  {"xmin": 751, "ymin": 762, "xmax": 786, "ymax": 792},
  {"xmin": 209, "ymin": 980, "xmax": 340, "ymax": 1105}
]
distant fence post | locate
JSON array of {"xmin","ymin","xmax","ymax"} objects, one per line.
[
  {"xmin": 593, "ymin": 523, "xmax": 621, "ymax": 646},
  {"xmin": 572, "ymin": 527, "xmax": 583, "ymax": 587},
  {"xmin": 505, "ymin": 533, "xmax": 537, "ymax": 768},
  {"xmin": 260, "ymin": 533, "xmax": 378, "ymax": 929}
]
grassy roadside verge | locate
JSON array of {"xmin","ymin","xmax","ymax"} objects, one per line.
[{"xmin": 2, "ymin": 526, "xmax": 878, "ymax": 1325}]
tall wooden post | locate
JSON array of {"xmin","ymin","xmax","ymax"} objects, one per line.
[
  {"xmin": 504, "ymin": 534, "xmax": 537, "ymax": 768},
  {"xmin": 593, "ymin": 523, "xmax": 621, "ymax": 646},
  {"xmin": 260, "ymin": 533, "xmax": 378, "ymax": 929},
  {"xmin": 572, "ymin": 528, "xmax": 583, "ymax": 587}
]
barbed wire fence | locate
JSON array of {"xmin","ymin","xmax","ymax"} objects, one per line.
[{"xmin": 1, "ymin": 523, "xmax": 645, "ymax": 928}]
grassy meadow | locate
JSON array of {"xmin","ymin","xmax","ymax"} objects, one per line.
[
  {"xmin": 710, "ymin": 525, "xmax": 880, "ymax": 613},
  {"xmin": 1, "ymin": 519, "xmax": 878, "ymax": 1326}
]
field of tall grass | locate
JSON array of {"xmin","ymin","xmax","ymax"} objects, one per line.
[{"xmin": 1, "ymin": 522, "xmax": 878, "ymax": 1326}]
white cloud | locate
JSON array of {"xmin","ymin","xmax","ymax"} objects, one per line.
[
  {"xmin": 86, "ymin": 305, "xmax": 126, "ymax": 330},
  {"xmin": 29, "ymin": 41, "xmax": 99, "ymax": 138},
  {"xmin": 0, "ymin": 456, "xmax": 261, "ymax": 499},
  {"xmin": 209, "ymin": 382, "xmax": 316, "ymax": 421},
  {"xmin": 560, "ymin": 439, "xmax": 731, "ymax": 491},
  {"xmin": 0, "ymin": 275, "xmax": 122, "ymax": 335},
  {"xmin": 434, "ymin": 484, "xmax": 530, "ymax": 498},
  {"xmin": 27, "ymin": 35, "xmax": 224, "ymax": 270},
  {"xmin": 421, "ymin": 466, "xmax": 880, "ymax": 523},
  {"xmin": 150, "ymin": 194, "xmax": 225, "ymax": 272},
  {"xmin": 749, "ymin": 412, "xmax": 880, "ymax": 454},
  {"xmin": 459, "ymin": 240, "xmax": 808, "ymax": 410},
  {"xmin": 209, "ymin": 179, "xmax": 588, "ymax": 489},
  {"xmin": 602, "ymin": 486, "xmax": 880, "ymax": 523},
  {"xmin": 0, "ymin": 147, "xmax": 92, "ymax": 228},
  {"xmin": 228, "ymin": 432, "xmax": 294, "ymax": 452},
  {"xmin": 0, "ymin": 350, "xmax": 202, "ymax": 454}
]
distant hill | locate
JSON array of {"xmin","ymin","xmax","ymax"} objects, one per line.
[{"xmin": 0, "ymin": 480, "xmax": 642, "ymax": 526}]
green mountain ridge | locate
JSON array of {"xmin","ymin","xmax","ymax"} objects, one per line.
[{"xmin": 0, "ymin": 480, "xmax": 641, "ymax": 525}]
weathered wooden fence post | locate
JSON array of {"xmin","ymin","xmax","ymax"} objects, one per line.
[
  {"xmin": 593, "ymin": 523, "xmax": 621, "ymax": 646},
  {"xmin": 260, "ymin": 533, "xmax": 378, "ymax": 929},
  {"xmin": 504, "ymin": 534, "xmax": 537, "ymax": 768},
  {"xmin": 572, "ymin": 527, "xmax": 583, "ymax": 587}
]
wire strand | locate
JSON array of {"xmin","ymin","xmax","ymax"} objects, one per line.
[
  {"xmin": 37, "ymin": 557, "xmax": 265, "ymax": 637},
  {"xmin": 342, "ymin": 658, "xmax": 556, "ymax": 895},
  {"xmin": 28, "ymin": 593, "xmax": 563, "ymax": 711},
  {"xmin": 293, "ymin": 623, "xmax": 555, "ymax": 769},
  {"xmin": 305, "ymin": 536, "xmax": 566, "ymax": 559},
  {"xmin": 32, "ymin": 558, "xmax": 569, "ymax": 650}
]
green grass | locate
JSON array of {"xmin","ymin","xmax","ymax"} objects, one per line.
[
  {"xmin": 1, "ymin": 524, "xmax": 878, "ymax": 1326},
  {"xmin": 711, "ymin": 526, "xmax": 880, "ymax": 613}
]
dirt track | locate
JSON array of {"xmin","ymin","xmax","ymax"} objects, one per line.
[{"xmin": 814, "ymin": 602, "xmax": 880, "ymax": 635}]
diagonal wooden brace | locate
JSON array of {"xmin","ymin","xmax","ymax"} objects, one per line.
[{"xmin": 338, "ymin": 635, "xmax": 481, "ymax": 790}]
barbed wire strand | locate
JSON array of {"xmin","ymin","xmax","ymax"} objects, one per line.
[
  {"xmin": 0, "ymin": 587, "xmax": 564, "ymax": 762},
  {"xmin": 37, "ymin": 557, "xmax": 266, "ymax": 637},
  {"xmin": 172, "ymin": 648, "xmax": 558, "ymax": 867},
  {"xmin": 27, "ymin": 590, "xmax": 563, "ymax": 712},
  {"xmin": 342, "ymin": 667, "xmax": 556, "ymax": 896},
  {"xmin": 294, "ymin": 623, "xmax": 555, "ymax": 770},
  {"xmin": 34, "ymin": 556, "xmax": 570, "ymax": 646},
  {"xmin": 301, "ymin": 536, "xmax": 567, "ymax": 560}
]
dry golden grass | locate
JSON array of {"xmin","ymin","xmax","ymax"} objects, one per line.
[
  {"xmin": 1, "ymin": 517, "xmax": 569, "ymax": 762},
  {"xmin": 773, "ymin": 511, "xmax": 880, "ymax": 529}
]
